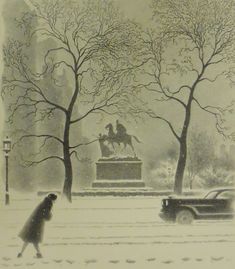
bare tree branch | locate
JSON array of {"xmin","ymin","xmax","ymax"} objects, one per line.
[
  {"xmin": 14, "ymin": 134, "xmax": 64, "ymax": 148},
  {"xmin": 69, "ymin": 138, "xmax": 98, "ymax": 149},
  {"xmin": 25, "ymin": 155, "xmax": 64, "ymax": 167},
  {"xmin": 70, "ymin": 150, "xmax": 91, "ymax": 163},
  {"xmin": 192, "ymin": 97, "xmax": 228, "ymax": 137}
]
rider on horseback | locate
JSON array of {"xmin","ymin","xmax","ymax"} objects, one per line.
[
  {"xmin": 104, "ymin": 121, "xmax": 141, "ymax": 157},
  {"xmin": 116, "ymin": 120, "xmax": 127, "ymax": 139}
]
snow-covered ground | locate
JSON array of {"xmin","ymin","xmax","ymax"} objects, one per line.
[{"xmin": 0, "ymin": 195, "xmax": 235, "ymax": 269}]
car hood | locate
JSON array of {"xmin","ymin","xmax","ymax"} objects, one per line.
[{"xmin": 166, "ymin": 195, "xmax": 203, "ymax": 200}]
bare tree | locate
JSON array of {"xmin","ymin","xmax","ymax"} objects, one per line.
[
  {"xmin": 130, "ymin": 0, "xmax": 235, "ymax": 194},
  {"xmin": 2, "ymin": 0, "xmax": 142, "ymax": 202}
]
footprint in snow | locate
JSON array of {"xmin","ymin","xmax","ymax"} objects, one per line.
[
  {"xmin": 147, "ymin": 258, "xmax": 156, "ymax": 262},
  {"xmin": 26, "ymin": 263, "xmax": 35, "ymax": 266},
  {"xmin": 109, "ymin": 260, "xmax": 119, "ymax": 264},
  {"xmin": 162, "ymin": 260, "xmax": 173, "ymax": 264},
  {"xmin": 211, "ymin": 257, "xmax": 224, "ymax": 261},
  {"xmin": 2, "ymin": 257, "xmax": 11, "ymax": 261},
  {"xmin": 182, "ymin": 257, "xmax": 190, "ymax": 261},
  {"xmin": 85, "ymin": 259, "xmax": 97, "ymax": 264},
  {"xmin": 54, "ymin": 259, "xmax": 63, "ymax": 263},
  {"xmin": 126, "ymin": 259, "xmax": 136, "ymax": 264},
  {"xmin": 66, "ymin": 260, "xmax": 75, "ymax": 264},
  {"xmin": 195, "ymin": 258, "xmax": 203, "ymax": 262}
]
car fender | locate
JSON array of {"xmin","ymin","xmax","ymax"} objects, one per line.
[{"xmin": 177, "ymin": 206, "xmax": 198, "ymax": 217}]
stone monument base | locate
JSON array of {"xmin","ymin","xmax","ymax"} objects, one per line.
[
  {"xmin": 92, "ymin": 157, "xmax": 145, "ymax": 188},
  {"xmin": 92, "ymin": 179, "xmax": 145, "ymax": 188}
]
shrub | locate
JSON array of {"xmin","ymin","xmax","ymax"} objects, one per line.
[
  {"xmin": 148, "ymin": 160, "xmax": 176, "ymax": 190},
  {"xmin": 200, "ymin": 168, "xmax": 235, "ymax": 188}
]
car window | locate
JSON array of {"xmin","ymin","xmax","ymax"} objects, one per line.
[
  {"xmin": 204, "ymin": 191, "xmax": 218, "ymax": 199},
  {"xmin": 217, "ymin": 190, "xmax": 235, "ymax": 199}
]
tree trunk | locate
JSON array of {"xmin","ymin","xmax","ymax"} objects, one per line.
[
  {"xmin": 62, "ymin": 69, "xmax": 79, "ymax": 202},
  {"xmin": 62, "ymin": 116, "xmax": 73, "ymax": 202},
  {"xmin": 63, "ymin": 150, "xmax": 73, "ymax": 202},
  {"xmin": 173, "ymin": 70, "xmax": 203, "ymax": 194},
  {"xmin": 174, "ymin": 138, "xmax": 187, "ymax": 194},
  {"xmin": 174, "ymin": 102, "xmax": 192, "ymax": 194}
]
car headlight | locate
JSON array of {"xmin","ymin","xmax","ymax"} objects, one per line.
[{"xmin": 162, "ymin": 200, "xmax": 169, "ymax": 206}]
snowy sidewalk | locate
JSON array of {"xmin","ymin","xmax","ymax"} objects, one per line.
[
  {"xmin": 1, "ymin": 243, "xmax": 235, "ymax": 269},
  {"xmin": 1, "ymin": 196, "xmax": 235, "ymax": 268}
]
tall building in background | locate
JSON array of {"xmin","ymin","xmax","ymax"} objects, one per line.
[
  {"xmin": 3, "ymin": 0, "xmax": 37, "ymax": 191},
  {"xmin": 2, "ymin": 1, "xmax": 91, "ymax": 191}
]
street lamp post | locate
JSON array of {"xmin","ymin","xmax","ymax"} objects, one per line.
[{"xmin": 3, "ymin": 136, "xmax": 11, "ymax": 205}]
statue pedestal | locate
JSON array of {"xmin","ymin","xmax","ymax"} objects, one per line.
[{"xmin": 92, "ymin": 158, "xmax": 145, "ymax": 188}]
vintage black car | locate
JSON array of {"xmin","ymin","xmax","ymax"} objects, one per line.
[{"xmin": 159, "ymin": 188, "xmax": 235, "ymax": 224}]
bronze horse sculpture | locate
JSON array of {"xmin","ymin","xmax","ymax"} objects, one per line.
[{"xmin": 105, "ymin": 123, "xmax": 141, "ymax": 156}]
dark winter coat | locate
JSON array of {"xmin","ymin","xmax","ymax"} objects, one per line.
[{"xmin": 19, "ymin": 197, "xmax": 53, "ymax": 243}]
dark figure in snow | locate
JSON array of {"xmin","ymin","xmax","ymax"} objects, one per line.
[{"xmin": 17, "ymin": 193, "xmax": 57, "ymax": 258}]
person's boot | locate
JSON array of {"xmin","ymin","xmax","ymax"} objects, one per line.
[
  {"xmin": 36, "ymin": 253, "xmax": 43, "ymax": 259},
  {"xmin": 17, "ymin": 253, "xmax": 22, "ymax": 258}
]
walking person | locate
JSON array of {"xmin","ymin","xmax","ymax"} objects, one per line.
[{"xmin": 17, "ymin": 193, "xmax": 57, "ymax": 258}]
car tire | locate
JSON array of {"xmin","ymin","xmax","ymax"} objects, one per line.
[{"xmin": 176, "ymin": 209, "xmax": 194, "ymax": 225}]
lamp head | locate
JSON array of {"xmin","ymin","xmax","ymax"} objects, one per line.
[{"xmin": 3, "ymin": 136, "xmax": 11, "ymax": 154}]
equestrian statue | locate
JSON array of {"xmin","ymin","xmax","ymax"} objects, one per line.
[{"xmin": 98, "ymin": 120, "xmax": 141, "ymax": 158}]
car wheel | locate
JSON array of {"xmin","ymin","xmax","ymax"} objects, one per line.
[{"xmin": 176, "ymin": 209, "xmax": 194, "ymax": 225}]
